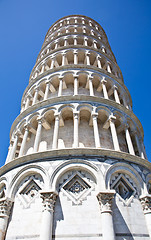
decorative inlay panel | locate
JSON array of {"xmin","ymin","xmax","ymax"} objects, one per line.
[
  {"xmin": 110, "ymin": 173, "xmax": 137, "ymax": 205},
  {"xmin": 58, "ymin": 170, "xmax": 95, "ymax": 205}
]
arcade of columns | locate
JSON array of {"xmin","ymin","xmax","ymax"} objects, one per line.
[{"xmin": 0, "ymin": 15, "xmax": 151, "ymax": 240}]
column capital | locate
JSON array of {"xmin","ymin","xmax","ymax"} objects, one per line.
[
  {"xmin": 97, "ymin": 190, "xmax": 115, "ymax": 213},
  {"xmin": 86, "ymin": 51, "xmax": 90, "ymax": 56},
  {"xmin": 51, "ymin": 55, "xmax": 56, "ymax": 60},
  {"xmin": 34, "ymin": 86, "xmax": 39, "ymax": 91},
  {"xmin": 15, "ymin": 130, "xmax": 21, "ymax": 138},
  {"xmin": 73, "ymin": 50, "xmax": 78, "ymax": 55},
  {"xmin": 112, "ymin": 85, "xmax": 118, "ymax": 90},
  {"xmin": 73, "ymin": 74, "xmax": 79, "ymax": 79},
  {"xmin": 97, "ymin": 54, "xmax": 101, "ymax": 60},
  {"xmin": 131, "ymin": 128, "xmax": 137, "ymax": 136},
  {"xmin": 140, "ymin": 195, "xmax": 151, "ymax": 214},
  {"xmin": 37, "ymin": 116, "xmax": 44, "ymax": 124},
  {"xmin": 88, "ymin": 75, "xmax": 93, "ymax": 81},
  {"xmin": 124, "ymin": 123, "xmax": 129, "ymax": 130},
  {"xmin": 91, "ymin": 112, "xmax": 98, "ymax": 118},
  {"xmin": 73, "ymin": 111, "xmax": 79, "ymax": 118},
  {"xmin": 109, "ymin": 115, "xmax": 116, "ymax": 123},
  {"xmin": 45, "ymin": 80, "xmax": 50, "ymax": 85},
  {"xmin": 24, "ymin": 123, "xmax": 30, "ymax": 131},
  {"xmin": 62, "ymin": 52, "xmax": 66, "ymax": 56},
  {"xmin": 40, "ymin": 191, "xmax": 58, "ymax": 212},
  {"xmin": 59, "ymin": 76, "xmax": 64, "ymax": 81},
  {"xmin": 0, "ymin": 198, "xmax": 13, "ymax": 218},
  {"xmin": 27, "ymin": 92, "xmax": 32, "ymax": 98},
  {"xmin": 54, "ymin": 112, "xmax": 61, "ymax": 119},
  {"xmin": 35, "ymin": 68, "xmax": 40, "ymax": 73},
  {"xmin": 101, "ymin": 78, "xmax": 107, "ymax": 85}
]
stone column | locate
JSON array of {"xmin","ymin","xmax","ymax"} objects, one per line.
[
  {"xmin": 97, "ymin": 56, "xmax": 102, "ymax": 69},
  {"xmin": 140, "ymin": 138, "xmax": 147, "ymax": 159},
  {"xmin": 25, "ymin": 94, "xmax": 31, "ymax": 109},
  {"xmin": 47, "ymin": 48, "xmax": 49, "ymax": 54},
  {"xmin": 62, "ymin": 53, "xmax": 66, "ymax": 66},
  {"xmin": 74, "ymin": 27, "xmax": 77, "ymax": 33},
  {"xmin": 97, "ymin": 191, "xmax": 115, "ymax": 240},
  {"xmin": 34, "ymin": 69, "xmax": 39, "ymax": 78},
  {"xmin": 102, "ymin": 46, "xmax": 106, "ymax": 53},
  {"xmin": 0, "ymin": 198, "xmax": 13, "ymax": 240},
  {"xmin": 92, "ymin": 113, "xmax": 101, "ymax": 148},
  {"xmin": 74, "ymin": 18, "xmax": 78, "ymax": 23},
  {"xmin": 86, "ymin": 52, "xmax": 90, "ymax": 65},
  {"xmin": 52, "ymin": 114, "xmax": 60, "ymax": 149},
  {"xmin": 21, "ymin": 102, "xmax": 25, "ymax": 113},
  {"xmin": 140, "ymin": 195, "xmax": 151, "ymax": 238},
  {"xmin": 132, "ymin": 130, "xmax": 145, "ymax": 158},
  {"xmin": 125, "ymin": 126, "xmax": 135, "ymax": 155},
  {"xmin": 5, "ymin": 142, "xmax": 13, "ymax": 164},
  {"xmin": 84, "ymin": 37, "xmax": 88, "ymax": 46},
  {"xmin": 40, "ymin": 191, "xmax": 58, "ymax": 240},
  {"xmin": 74, "ymin": 51, "xmax": 78, "ymax": 64},
  {"xmin": 74, "ymin": 37, "xmax": 77, "ymax": 46},
  {"xmin": 109, "ymin": 116, "xmax": 120, "ymax": 151},
  {"xmin": 113, "ymin": 86, "xmax": 120, "ymax": 104},
  {"xmin": 122, "ymin": 95, "xmax": 129, "ymax": 109},
  {"xmin": 93, "ymin": 40, "xmax": 97, "ymax": 49},
  {"xmin": 50, "ymin": 57, "xmax": 55, "ymax": 69},
  {"xmin": 55, "ymin": 41, "xmax": 58, "ymax": 49},
  {"xmin": 83, "ymin": 27, "xmax": 86, "ymax": 33},
  {"xmin": 74, "ymin": 76, "xmax": 78, "ymax": 95},
  {"xmin": 8, "ymin": 133, "xmax": 19, "ymax": 161},
  {"xmin": 58, "ymin": 77, "xmax": 63, "ymax": 97},
  {"xmin": 101, "ymin": 79, "xmax": 108, "ymax": 99},
  {"xmin": 89, "ymin": 77, "xmax": 94, "ymax": 96},
  {"xmin": 44, "ymin": 81, "xmax": 50, "ymax": 100},
  {"xmin": 89, "ymin": 21, "xmax": 92, "ymax": 26},
  {"xmin": 106, "ymin": 62, "xmax": 112, "ymax": 73},
  {"xmin": 32, "ymin": 87, "xmax": 39, "ymax": 105},
  {"xmin": 64, "ymin": 38, "xmax": 68, "ymax": 46},
  {"xmin": 73, "ymin": 111, "xmax": 79, "ymax": 148},
  {"xmin": 19, "ymin": 124, "xmax": 29, "ymax": 157},
  {"xmin": 33, "ymin": 117, "xmax": 43, "ymax": 152},
  {"xmin": 91, "ymin": 30, "xmax": 94, "ymax": 36},
  {"xmin": 41, "ymin": 64, "xmax": 45, "ymax": 74},
  {"xmin": 82, "ymin": 19, "xmax": 85, "ymax": 24}
]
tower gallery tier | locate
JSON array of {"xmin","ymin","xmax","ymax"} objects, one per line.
[{"xmin": 0, "ymin": 15, "xmax": 151, "ymax": 240}]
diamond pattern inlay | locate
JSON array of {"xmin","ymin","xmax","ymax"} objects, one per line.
[{"xmin": 60, "ymin": 171, "xmax": 93, "ymax": 205}]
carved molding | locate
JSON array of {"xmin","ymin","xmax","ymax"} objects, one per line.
[
  {"xmin": 40, "ymin": 191, "xmax": 58, "ymax": 212},
  {"xmin": 0, "ymin": 198, "xmax": 13, "ymax": 217},
  {"xmin": 97, "ymin": 191, "xmax": 115, "ymax": 213},
  {"xmin": 140, "ymin": 195, "xmax": 151, "ymax": 214}
]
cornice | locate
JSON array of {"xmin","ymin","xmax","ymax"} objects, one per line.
[
  {"xmin": 22, "ymin": 67, "xmax": 130, "ymax": 106},
  {"xmin": 29, "ymin": 47, "xmax": 122, "ymax": 83},
  {"xmin": 37, "ymin": 37, "xmax": 116, "ymax": 65},
  {"xmin": 1, "ymin": 148, "xmax": 151, "ymax": 177},
  {"xmin": 45, "ymin": 15, "xmax": 108, "ymax": 40},
  {"xmin": 10, "ymin": 95, "xmax": 143, "ymax": 138}
]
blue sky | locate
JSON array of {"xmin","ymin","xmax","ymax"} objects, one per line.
[{"xmin": 0, "ymin": 0, "xmax": 150, "ymax": 166}]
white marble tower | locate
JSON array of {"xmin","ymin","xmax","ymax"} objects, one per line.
[{"xmin": 0, "ymin": 15, "xmax": 151, "ymax": 240}]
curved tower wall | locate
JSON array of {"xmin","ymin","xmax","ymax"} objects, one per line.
[{"xmin": 0, "ymin": 15, "xmax": 151, "ymax": 240}]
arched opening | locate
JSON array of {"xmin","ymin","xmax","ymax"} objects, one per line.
[
  {"xmin": 97, "ymin": 109, "xmax": 113, "ymax": 149},
  {"xmin": 53, "ymin": 167, "xmax": 100, "ymax": 238},
  {"xmin": 58, "ymin": 107, "xmax": 73, "ymax": 148},
  {"xmin": 79, "ymin": 108, "xmax": 94, "ymax": 147},
  {"xmin": 63, "ymin": 73, "xmax": 74, "ymax": 96}
]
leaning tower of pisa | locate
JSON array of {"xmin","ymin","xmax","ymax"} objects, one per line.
[{"xmin": 0, "ymin": 15, "xmax": 151, "ymax": 240}]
